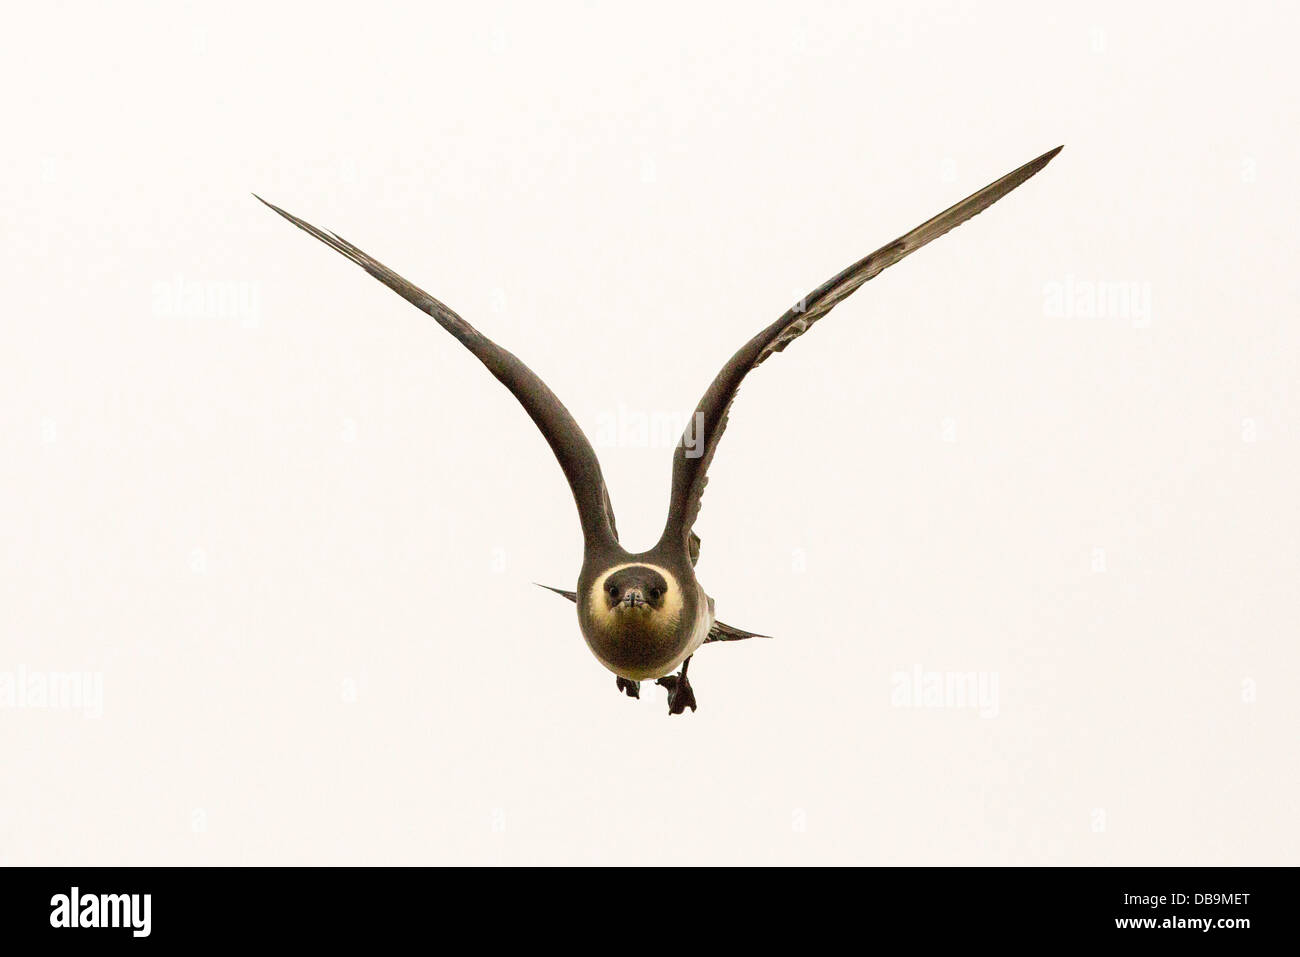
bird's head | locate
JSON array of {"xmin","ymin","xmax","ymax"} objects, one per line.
[
  {"xmin": 600, "ymin": 565, "xmax": 672, "ymax": 615},
  {"xmin": 580, "ymin": 562, "xmax": 690, "ymax": 677}
]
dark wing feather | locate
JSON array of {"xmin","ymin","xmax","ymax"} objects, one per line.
[
  {"xmin": 256, "ymin": 197, "xmax": 618, "ymax": 547},
  {"xmin": 661, "ymin": 146, "xmax": 1063, "ymax": 551}
]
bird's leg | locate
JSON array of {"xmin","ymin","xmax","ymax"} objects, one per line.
[
  {"xmin": 655, "ymin": 655, "xmax": 697, "ymax": 715},
  {"xmin": 616, "ymin": 676, "xmax": 640, "ymax": 699}
]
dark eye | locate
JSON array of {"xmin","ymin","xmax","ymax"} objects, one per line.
[
  {"xmin": 606, "ymin": 583, "xmax": 619, "ymax": 597},
  {"xmin": 648, "ymin": 587, "xmax": 662, "ymax": 600}
]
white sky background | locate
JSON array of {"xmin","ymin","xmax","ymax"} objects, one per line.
[{"xmin": 1, "ymin": 1, "xmax": 1296, "ymax": 864}]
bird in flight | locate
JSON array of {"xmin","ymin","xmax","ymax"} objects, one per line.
[{"xmin": 257, "ymin": 145, "xmax": 1061, "ymax": 715}]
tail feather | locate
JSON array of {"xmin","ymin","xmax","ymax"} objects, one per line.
[
  {"xmin": 705, "ymin": 619, "xmax": 771, "ymax": 643},
  {"xmin": 535, "ymin": 583, "xmax": 577, "ymax": 602}
]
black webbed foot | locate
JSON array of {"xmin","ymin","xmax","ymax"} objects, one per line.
[
  {"xmin": 655, "ymin": 673, "xmax": 697, "ymax": 714},
  {"xmin": 616, "ymin": 676, "xmax": 640, "ymax": 699},
  {"xmin": 654, "ymin": 656, "xmax": 697, "ymax": 715}
]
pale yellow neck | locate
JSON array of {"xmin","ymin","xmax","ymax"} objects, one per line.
[{"xmin": 586, "ymin": 562, "xmax": 684, "ymax": 634}]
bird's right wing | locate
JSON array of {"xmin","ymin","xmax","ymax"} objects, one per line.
[{"xmin": 256, "ymin": 197, "xmax": 619, "ymax": 549}]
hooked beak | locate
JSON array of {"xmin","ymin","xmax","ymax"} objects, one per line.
[{"xmin": 619, "ymin": 590, "xmax": 646, "ymax": 609}]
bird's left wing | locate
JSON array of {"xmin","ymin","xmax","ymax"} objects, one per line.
[
  {"xmin": 256, "ymin": 197, "xmax": 619, "ymax": 549},
  {"xmin": 659, "ymin": 146, "xmax": 1063, "ymax": 554}
]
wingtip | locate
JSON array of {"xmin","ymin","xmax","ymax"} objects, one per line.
[{"xmin": 1015, "ymin": 144, "xmax": 1064, "ymax": 179}]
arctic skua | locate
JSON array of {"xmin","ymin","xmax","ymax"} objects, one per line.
[{"xmin": 257, "ymin": 145, "xmax": 1062, "ymax": 714}]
